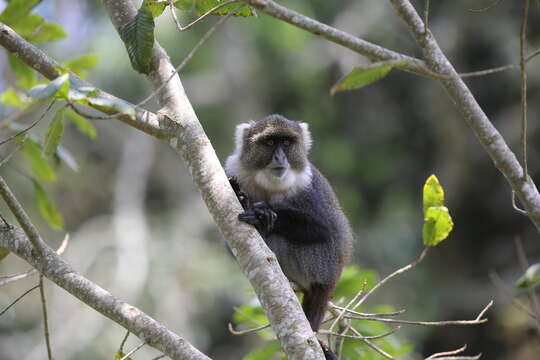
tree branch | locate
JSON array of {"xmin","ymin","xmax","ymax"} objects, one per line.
[
  {"xmin": 242, "ymin": 0, "xmax": 438, "ymax": 79},
  {"xmin": 102, "ymin": 1, "xmax": 324, "ymax": 359},
  {"xmin": 0, "ymin": 23, "xmax": 169, "ymax": 140},
  {"xmin": 0, "ymin": 225, "xmax": 211, "ymax": 360},
  {"xmin": 387, "ymin": 0, "xmax": 540, "ymax": 233}
]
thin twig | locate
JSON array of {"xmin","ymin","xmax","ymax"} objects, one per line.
[
  {"xmin": 488, "ymin": 270, "xmax": 536, "ymax": 318},
  {"xmin": 0, "ymin": 103, "xmax": 40, "ymax": 131},
  {"xmin": 319, "ymin": 326, "xmax": 400, "ymax": 340},
  {"xmin": 354, "ymin": 248, "xmax": 429, "ymax": 310},
  {"xmin": 425, "ymin": 345, "xmax": 468, "ymax": 359},
  {"xmin": 0, "ymin": 176, "xmax": 47, "ymax": 253},
  {"xmin": 151, "ymin": 356, "xmax": 167, "ymax": 360},
  {"xmin": 121, "ymin": 341, "xmax": 146, "ymax": 360},
  {"xmin": 519, "ymin": 0, "xmax": 530, "ymax": 181},
  {"xmin": 426, "ymin": 356, "xmax": 481, "ymax": 360},
  {"xmin": 0, "ymin": 283, "xmax": 39, "ymax": 317},
  {"xmin": 168, "ymin": 0, "xmax": 241, "ymax": 32},
  {"xmin": 228, "ymin": 322, "xmax": 270, "ymax": 335},
  {"xmin": 118, "ymin": 330, "xmax": 130, "ymax": 354},
  {"xmin": 39, "ymin": 275, "xmax": 53, "ymax": 360},
  {"xmin": 88, "ymin": 3, "xmax": 235, "ymax": 122},
  {"xmin": 512, "ymin": 190, "xmax": 528, "ymax": 215},
  {"xmin": 0, "ymin": 142, "xmax": 23, "ymax": 169},
  {"xmin": 424, "ymin": 0, "xmax": 430, "ymax": 32},
  {"xmin": 459, "ymin": 48, "xmax": 540, "ymax": 78},
  {"xmin": 346, "ymin": 300, "xmax": 492, "ymax": 326},
  {"xmin": 0, "ymin": 101, "xmax": 55, "ymax": 147},
  {"xmin": 468, "ymin": 0, "xmax": 504, "ymax": 12},
  {"xmin": 349, "ymin": 327, "xmax": 395, "ymax": 359},
  {"xmin": 329, "ymin": 280, "xmax": 366, "ymax": 332},
  {"xmin": 330, "ymin": 303, "xmax": 406, "ymax": 317},
  {"xmin": 0, "ymin": 234, "xmax": 70, "ymax": 287}
]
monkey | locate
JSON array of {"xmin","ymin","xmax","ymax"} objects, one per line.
[{"xmin": 225, "ymin": 114, "xmax": 353, "ymax": 359}]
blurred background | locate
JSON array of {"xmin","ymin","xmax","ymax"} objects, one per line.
[{"xmin": 1, "ymin": 0, "xmax": 540, "ymax": 359}]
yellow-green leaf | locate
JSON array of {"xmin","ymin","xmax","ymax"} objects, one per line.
[
  {"xmin": 114, "ymin": 352, "xmax": 133, "ymax": 360},
  {"xmin": 423, "ymin": 174, "xmax": 445, "ymax": 215},
  {"xmin": 422, "ymin": 206, "xmax": 453, "ymax": 246},
  {"xmin": 0, "ymin": 88, "xmax": 31, "ymax": 109},
  {"xmin": 43, "ymin": 108, "xmax": 65, "ymax": 157},
  {"xmin": 330, "ymin": 60, "xmax": 408, "ymax": 95},
  {"xmin": 143, "ymin": 0, "xmax": 168, "ymax": 17},
  {"xmin": 65, "ymin": 109, "xmax": 97, "ymax": 139},
  {"xmin": 32, "ymin": 180, "xmax": 63, "ymax": 230},
  {"xmin": 195, "ymin": 0, "xmax": 254, "ymax": 17},
  {"xmin": 28, "ymin": 22, "xmax": 67, "ymax": 43},
  {"xmin": 516, "ymin": 263, "xmax": 540, "ymax": 289},
  {"xmin": 0, "ymin": 0, "xmax": 42, "ymax": 25},
  {"xmin": 19, "ymin": 137, "xmax": 57, "ymax": 183},
  {"xmin": 63, "ymin": 54, "xmax": 99, "ymax": 79}
]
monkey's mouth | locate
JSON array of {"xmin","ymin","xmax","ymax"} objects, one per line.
[{"xmin": 269, "ymin": 166, "xmax": 287, "ymax": 178}]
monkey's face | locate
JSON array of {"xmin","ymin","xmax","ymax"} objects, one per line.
[{"xmin": 235, "ymin": 115, "xmax": 312, "ymax": 193}]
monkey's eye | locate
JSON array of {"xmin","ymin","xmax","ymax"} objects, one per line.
[
  {"xmin": 282, "ymin": 139, "xmax": 291, "ymax": 146},
  {"xmin": 265, "ymin": 139, "xmax": 275, "ymax": 146}
]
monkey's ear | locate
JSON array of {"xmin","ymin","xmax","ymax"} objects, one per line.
[
  {"xmin": 299, "ymin": 122, "xmax": 313, "ymax": 152},
  {"xmin": 234, "ymin": 122, "xmax": 253, "ymax": 152}
]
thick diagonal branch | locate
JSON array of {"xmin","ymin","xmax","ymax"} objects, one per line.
[
  {"xmin": 102, "ymin": 1, "xmax": 324, "ymax": 359},
  {"xmin": 243, "ymin": 0, "xmax": 437, "ymax": 78},
  {"xmin": 387, "ymin": 0, "xmax": 540, "ymax": 232},
  {"xmin": 0, "ymin": 225, "xmax": 210, "ymax": 360},
  {"xmin": 0, "ymin": 23, "xmax": 168, "ymax": 140}
]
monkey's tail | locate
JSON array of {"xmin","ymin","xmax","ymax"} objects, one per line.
[
  {"xmin": 302, "ymin": 283, "xmax": 334, "ymax": 331},
  {"xmin": 319, "ymin": 340, "xmax": 338, "ymax": 360}
]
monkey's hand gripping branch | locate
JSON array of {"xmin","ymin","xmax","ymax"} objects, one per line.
[{"xmin": 229, "ymin": 177, "xmax": 277, "ymax": 235}]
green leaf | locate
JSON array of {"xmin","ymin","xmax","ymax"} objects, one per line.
[
  {"xmin": 233, "ymin": 304, "xmax": 268, "ymax": 327},
  {"xmin": 0, "ymin": 0, "xmax": 42, "ymax": 25},
  {"xmin": 244, "ymin": 340, "xmax": 281, "ymax": 360},
  {"xmin": 87, "ymin": 97, "xmax": 136, "ymax": 119},
  {"xmin": 28, "ymin": 74, "xmax": 70, "ymax": 100},
  {"xmin": 28, "ymin": 22, "xmax": 67, "ymax": 43},
  {"xmin": 43, "ymin": 108, "xmax": 65, "ymax": 158},
  {"xmin": 32, "ymin": 180, "xmax": 64, "ymax": 231},
  {"xmin": 516, "ymin": 263, "xmax": 540, "ymax": 289},
  {"xmin": 143, "ymin": 0, "xmax": 168, "ymax": 17},
  {"xmin": 194, "ymin": 0, "xmax": 255, "ymax": 17},
  {"xmin": 19, "ymin": 137, "xmax": 57, "ymax": 183},
  {"xmin": 114, "ymin": 352, "xmax": 133, "ymax": 360},
  {"xmin": 65, "ymin": 109, "xmax": 97, "ymax": 139},
  {"xmin": 423, "ymin": 174, "xmax": 445, "ymax": 215},
  {"xmin": 330, "ymin": 60, "xmax": 408, "ymax": 95},
  {"xmin": 63, "ymin": 54, "xmax": 99, "ymax": 79},
  {"xmin": 9, "ymin": 13, "xmax": 44, "ymax": 39},
  {"xmin": 422, "ymin": 206, "xmax": 453, "ymax": 246},
  {"xmin": 0, "ymin": 88, "xmax": 31, "ymax": 108},
  {"xmin": 7, "ymin": 54, "xmax": 36, "ymax": 90},
  {"xmin": 119, "ymin": 6, "xmax": 155, "ymax": 74}
]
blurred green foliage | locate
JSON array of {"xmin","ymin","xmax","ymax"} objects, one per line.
[{"xmin": 0, "ymin": 0, "xmax": 540, "ymax": 359}]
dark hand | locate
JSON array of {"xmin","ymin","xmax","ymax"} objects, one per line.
[
  {"xmin": 238, "ymin": 202, "xmax": 277, "ymax": 234},
  {"xmin": 229, "ymin": 176, "xmax": 250, "ymax": 209}
]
